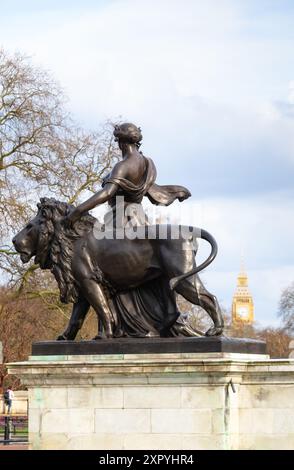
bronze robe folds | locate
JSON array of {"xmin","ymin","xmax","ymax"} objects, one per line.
[
  {"xmin": 100, "ymin": 156, "xmax": 198, "ymax": 337},
  {"xmin": 103, "ymin": 156, "xmax": 191, "ymax": 207}
]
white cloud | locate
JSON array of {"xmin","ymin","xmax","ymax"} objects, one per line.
[
  {"xmin": 2, "ymin": 0, "xmax": 292, "ymax": 188},
  {"xmin": 288, "ymin": 81, "xmax": 294, "ymax": 104},
  {"xmin": 1, "ymin": 0, "xmax": 293, "ymax": 117}
]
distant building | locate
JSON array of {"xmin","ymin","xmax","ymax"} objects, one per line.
[{"xmin": 232, "ymin": 266, "xmax": 254, "ymax": 325}]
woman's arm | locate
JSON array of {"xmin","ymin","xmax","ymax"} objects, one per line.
[
  {"xmin": 76, "ymin": 182, "xmax": 118, "ymax": 213},
  {"xmin": 65, "ymin": 161, "xmax": 128, "ymax": 227},
  {"xmin": 65, "ymin": 182, "xmax": 118, "ymax": 227}
]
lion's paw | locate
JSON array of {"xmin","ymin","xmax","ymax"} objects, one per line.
[
  {"xmin": 205, "ymin": 326, "xmax": 223, "ymax": 336},
  {"xmin": 56, "ymin": 334, "xmax": 67, "ymax": 341}
]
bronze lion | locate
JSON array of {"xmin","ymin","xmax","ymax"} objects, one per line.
[{"xmin": 13, "ymin": 198, "xmax": 224, "ymax": 339}]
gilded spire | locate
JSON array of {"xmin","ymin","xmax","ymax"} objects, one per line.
[{"xmin": 232, "ymin": 258, "xmax": 254, "ymax": 324}]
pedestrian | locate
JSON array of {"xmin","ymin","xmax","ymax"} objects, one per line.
[{"xmin": 3, "ymin": 387, "xmax": 14, "ymax": 414}]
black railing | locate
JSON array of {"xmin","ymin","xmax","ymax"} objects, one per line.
[{"xmin": 0, "ymin": 414, "xmax": 28, "ymax": 445}]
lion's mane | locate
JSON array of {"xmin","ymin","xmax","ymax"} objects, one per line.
[{"xmin": 35, "ymin": 197, "xmax": 96, "ymax": 303}]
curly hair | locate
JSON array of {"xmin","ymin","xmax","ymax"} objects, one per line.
[
  {"xmin": 113, "ymin": 122, "xmax": 142, "ymax": 147},
  {"xmin": 35, "ymin": 198, "xmax": 96, "ymax": 303}
]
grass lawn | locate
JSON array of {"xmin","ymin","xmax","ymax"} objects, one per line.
[{"xmin": 0, "ymin": 426, "xmax": 28, "ymax": 435}]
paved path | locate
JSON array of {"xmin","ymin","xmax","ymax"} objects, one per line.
[{"xmin": 0, "ymin": 444, "xmax": 28, "ymax": 450}]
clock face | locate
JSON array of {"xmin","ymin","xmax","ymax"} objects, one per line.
[{"xmin": 237, "ymin": 306, "xmax": 249, "ymax": 319}]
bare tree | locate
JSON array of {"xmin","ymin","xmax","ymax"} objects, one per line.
[
  {"xmin": 177, "ymin": 295, "xmax": 214, "ymax": 333},
  {"xmin": 0, "ymin": 287, "xmax": 100, "ymax": 391},
  {"xmin": 0, "ymin": 48, "xmax": 120, "ymax": 384},
  {"xmin": 228, "ymin": 318, "xmax": 292, "ymax": 358},
  {"xmin": 0, "ymin": 48, "xmax": 119, "ymax": 284},
  {"xmin": 279, "ymin": 282, "xmax": 294, "ymax": 334},
  {"xmin": 257, "ymin": 327, "xmax": 291, "ymax": 358}
]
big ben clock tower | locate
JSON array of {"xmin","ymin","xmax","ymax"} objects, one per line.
[{"xmin": 232, "ymin": 266, "xmax": 254, "ymax": 325}]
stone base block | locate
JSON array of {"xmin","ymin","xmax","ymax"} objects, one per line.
[
  {"xmin": 31, "ymin": 336, "xmax": 267, "ymax": 356},
  {"xmin": 8, "ymin": 351, "xmax": 294, "ymax": 450}
]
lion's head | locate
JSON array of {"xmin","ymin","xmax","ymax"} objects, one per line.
[{"xmin": 13, "ymin": 197, "xmax": 96, "ymax": 303}]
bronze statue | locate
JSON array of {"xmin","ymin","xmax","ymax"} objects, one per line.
[{"xmin": 12, "ymin": 123, "xmax": 224, "ymax": 339}]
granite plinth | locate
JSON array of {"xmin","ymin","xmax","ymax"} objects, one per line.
[
  {"xmin": 8, "ymin": 352, "xmax": 294, "ymax": 450},
  {"xmin": 32, "ymin": 336, "xmax": 266, "ymax": 356}
]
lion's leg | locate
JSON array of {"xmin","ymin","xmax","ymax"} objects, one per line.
[
  {"xmin": 80, "ymin": 279, "xmax": 114, "ymax": 338},
  {"xmin": 175, "ymin": 275, "xmax": 224, "ymax": 336},
  {"xmin": 57, "ymin": 297, "xmax": 90, "ymax": 340},
  {"xmin": 158, "ymin": 277, "xmax": 180, "ymax": 335}
]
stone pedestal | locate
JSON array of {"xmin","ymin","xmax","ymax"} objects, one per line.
[{"xmin": 7, "ymin": 348, "xmax": 294, "ymax": 450}]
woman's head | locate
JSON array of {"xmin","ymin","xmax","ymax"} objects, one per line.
[{"xmin": 113, "ymin": 123, "xmax": 142, "ymax": 147}]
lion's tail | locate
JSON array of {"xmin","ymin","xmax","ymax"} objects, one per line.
[{"xmin": 169, "ymin": 228, "xmax": 218, "ymax": 291}]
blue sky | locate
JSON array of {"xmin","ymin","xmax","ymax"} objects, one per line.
[{"xmin": 1, "ymin": 0, "xmax": 294, "ymax": 326}]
